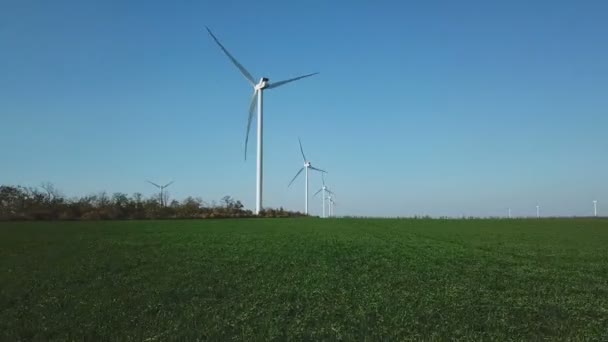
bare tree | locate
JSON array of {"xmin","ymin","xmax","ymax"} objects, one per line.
[{"xmin": 40, "ymin": 182, "xmax": 61, "ymax": 204}]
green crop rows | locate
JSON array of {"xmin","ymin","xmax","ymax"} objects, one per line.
[{"xmin": 1, "ymin": 218, "xmax": 607, "ymax": 340}]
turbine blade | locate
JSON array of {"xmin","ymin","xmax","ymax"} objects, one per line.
[
  {"xmin": 266, "ymin": 72, "xmax": 319, "ymax": 89},
  {"xmin": 244, "ymin": 90, "xmax": 258, "ymax": 160},
  {"xmin": 313, "ymin": 188, "xmax": 323, "ymax": 197},
  {"xmin": 206, "ymin": 27, "xmax": 256, "ymax": 86},
  {"xmin": 163, "ymin": 181, "xmax": 174, "ymax": 188},
  {"xmin": 310, "ymin": 166, "xmax": 327, "ymax": 173},
  {"xmin": 298, "ymin": 138, "xmax": 307, "ymax": 162},
  {"xmin": 288, "ymin": 167, "xmax": 305, "ymax": 187},
  {"xmin": 146, "ymin": 180, "xmax": 161, "ymax": 188}
]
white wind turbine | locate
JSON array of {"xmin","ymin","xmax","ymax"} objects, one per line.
[
  {"xmin": 328, "ymin": 193, "xmax": 336, "ymax": 217},
  {"xmin": 288, "ymin": 139, "xmax": 326, "ymax": 215},
  {"xmin": 206, "ymin": 27, "xmax": 318, "ymax": 215},
  {"xmin": 593, "ymin": 200, "xmax": 598, "ymax": 217},
  {"xmin": 146, "ymin": 180, "xmax": 174, "ymax": 207},
  {"xmin": 313, "ymin": 173, "xmax": 333, "ymax": 218}
]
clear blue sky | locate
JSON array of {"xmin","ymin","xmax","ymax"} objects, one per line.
[{"xmin": 1, "ymin": 0, "xmax": 607, "ymax": 217}]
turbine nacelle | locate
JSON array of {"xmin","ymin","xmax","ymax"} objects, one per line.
[
  {"xmin": 255, "ymin": 77, "xmax": 269, "ymax": 90},
  {"xmin": 304, "ymin": 161, "xmax": 311, "ymax": 168}
]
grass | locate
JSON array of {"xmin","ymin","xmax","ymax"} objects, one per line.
[{"xmin": 1, "ymin": 218, "xmax": 608, "ymax": 340}]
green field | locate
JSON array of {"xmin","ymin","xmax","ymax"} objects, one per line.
[{"xmin": 1, "ymin": 218, "xmax": 607, "ymax": 340}]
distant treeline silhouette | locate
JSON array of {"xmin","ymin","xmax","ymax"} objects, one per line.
[{"xmin": 0, "ymin": 184, "xmax": 306, "ymax": 221}]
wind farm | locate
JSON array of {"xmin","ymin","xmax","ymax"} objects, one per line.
[
  {"xmin": 206, "ymin": 27, "xmax": 317, "ymax": 215},
  {"xmin": 1, "ymin": 2, "xmax": 608, "ymax": 341}
]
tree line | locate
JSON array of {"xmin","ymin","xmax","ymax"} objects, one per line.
[{"xmin": 0, "ymin": 183, "xmax": 305, "ymax": 221}]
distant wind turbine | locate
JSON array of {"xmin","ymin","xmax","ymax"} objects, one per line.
[
  {"xmin": 593, "ymin": 200, "xmax": 598, "ymax": 217},
  {"xmin": 288, "ymin": 138, "xmax": 326, "ymax": 215},
  {"xmin": 206, "ymin": 27, "xmax": 318, "ymax": 215},
  {"xmin": 146, "ymin": 180, "xmax": 174, "ymax": 207},
  {"xmin": 508, "ymin": 208, "xmax": 512, "ymax": 219},
  {"xmin": 536, "ymin": 205, "xmax": 540, "ymax": 218},
  {"xmin": 328, "ymin": 193, "xmax": 336, "ymax": 217},
  {"xmin": 313, "ymin": 173, "xmax": 333, "ymax": 218}
]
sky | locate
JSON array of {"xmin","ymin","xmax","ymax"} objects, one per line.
[{"xmin": 1, "ymin": 0, "xmax": 607, "ymax": 217}]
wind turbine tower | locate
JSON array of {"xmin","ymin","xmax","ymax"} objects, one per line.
[
  {"xmin": 593, "ymin": 200, "xmax": 598, "ymax": 217},
  {"xmin": 206, "ymin": 27, "xmax": 318, "ymax": 214},
  {"xmin": 536, "ymin": 205, "xmax": 540, "ymax": 218}
]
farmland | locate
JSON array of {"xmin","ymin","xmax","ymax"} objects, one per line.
[{"xmin": 1, "ymin": 218, "xmax": 607, "ymax": 340}]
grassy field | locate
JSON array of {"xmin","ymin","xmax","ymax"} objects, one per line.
[{"xmin": 1, "ymin": 218, "xmax": 607, "ymax": 340}]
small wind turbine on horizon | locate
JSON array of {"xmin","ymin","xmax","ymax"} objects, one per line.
[
  {"xmin": 593, "ymin": 200, "xmax": 598, "ymax": 217},
  {"xmin": 288, "ymin": 138, "xmax": 327, "ymax": 215},
  {"xmin": 314, "ymin": 173, "xmax": 333, "ymax": 218},
  {"xmin": 508, "ymin": 208, "xmax": 512, "ymax": 219},
  {"xmin": 536, "ymin": 205, "xmax": 540, "ymax": 218},
  {"xmin": 206, "ymin": 27, "xmax": 318, "ymax": 215},
  {"xmin": 146, "ymin": 180, "xmax": 174, "ymax": 207},
  {"xmin": 328, "ymin": 193, "xmax": 336, "ymax": 217}
]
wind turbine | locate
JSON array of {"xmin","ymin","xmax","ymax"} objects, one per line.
[
  {"xmin": 146, "ymin": 180, "xmax": 174, "ymax": 207},
  {"xmin": 593, "ymin": 200, "xmax": 598, "ymax": 217},
  {"xmin": 313, "ymin": 173, "xmax": 333, "ymax": 218},
  {"xmin": 508, "ymin": 208, "xmax": 512, "ymax": 219},
  {"xmin": 328, "ymin": 193, "xmax": 336, "ymax": 217},
  {"xmin": 206, "ymin": 27, "xmax": 318, "ymax": 215},
  {"xmin": 288, "ymin": 138, "xmax": 326, "ymax": 215},
  {"xmin": 536, "ymin": 205, "xmax": 540, "ymax": 218}
]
